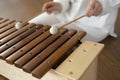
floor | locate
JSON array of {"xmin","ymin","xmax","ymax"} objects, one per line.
[
  {"xmin": 97, "ymin": 8, "xmax": 120, "ymax": 80},
  {"xmin": 0, "ymin": 0, "xmax": 120, "ymax": 80}
]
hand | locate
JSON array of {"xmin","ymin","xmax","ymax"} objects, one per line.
[
  {"xmin": 85, "ymin": 0, "xmax": 103, "ymax": 17},
  {"xmin": 42, "ymin": 1, "xmax": 62, "ymax": 14}
]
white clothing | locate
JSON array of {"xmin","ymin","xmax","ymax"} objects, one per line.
[
  {"xmin": 98, "ymin": 0, "xmax": 120, "ymax": 14},
  {"xmin": 29, "ymin": 0, "xmax": 120, "ymax": 42}
]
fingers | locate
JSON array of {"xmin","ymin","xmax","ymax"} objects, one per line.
[
  {"xmin": 85, "ymin": 4, "xmax": 94, "ymax": 17},
  {"xmin": 42, "ymin": 2, "xmax": 62, "ymax": 14},
  {"xmin": 42, "ymin": 1, "xmax": 53, "ymax": 12},
  {"xmin": 94, "ymin": 1, "xmax": 102, "ymax": 16},
  {"xmin": 85, "ymin": 0, "xmax": 103, "ymax": 17}
]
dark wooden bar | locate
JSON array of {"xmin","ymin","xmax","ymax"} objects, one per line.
[
  {"xmin": 0, "ymin": 25, "xmax": 39, "ymax": 54},
  {"xmin": 14, "ymin": 28, "xmax": 67, "ymax": 68},
  {"xmin": 22, "ymin": 30, "xmax": 76, "ymax": 73},
  {"xmin": 5, "ymin": 26, "xmax": 50, "ymax": 64},
  {"xmin": 0, "ymin": 21, "xmax": 16, "ymax": 34},
  {"xmin": 0, "ymin": 19, "xmax": 9, "ymax": 24},
  {"xmin": 0, "ymin": 20, "xmax": 15, "ymax": 29},
  {"xmin": 31, "ymin": 31, "xmax": 85, "ymax": 78},
  {"xmin": 0, "ymin": 25, "xmax": 45, "ymax": 60},
  {"xmin": 0, "ymin": 22, "xmax": 28, "ymax": 46}
]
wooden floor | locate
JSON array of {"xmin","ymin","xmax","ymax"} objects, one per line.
[
  {"xmin": 97, "ymin": 8, "xmax": 120, "ymax": 80},
  {"xmin": 0, "ymin": 0, "xmax": 120, "ymax": 80}
]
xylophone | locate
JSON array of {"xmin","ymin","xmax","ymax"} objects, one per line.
[{"xmin": 0, "ymin": 18, "xmax": 104, "ymax": 80}]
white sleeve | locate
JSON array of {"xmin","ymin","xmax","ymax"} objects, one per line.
[
  {"xmin": 53, "ymin": 0, "xmax": 71, "ymax": 13},
  {"xmin": 98, "ymin": 0, "xmax": 120, "ymax": 14}
]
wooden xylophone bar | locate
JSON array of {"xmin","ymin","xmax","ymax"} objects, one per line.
[
  {"xmin": 0, "ymin": 18, "xmax": 104, "ymax": 80},
  {"xmin": 0, "ymin": 21, "xmax": 28, "ymax": 40},
  {"xmin": 31, "ymin": 31, "xmax": 85, "ymax": 78}
]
